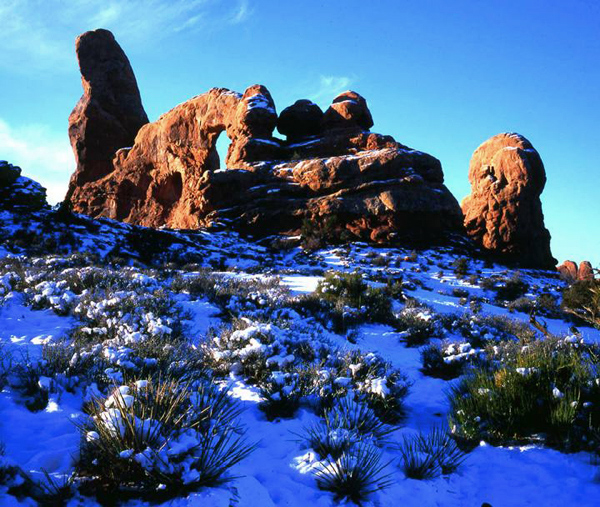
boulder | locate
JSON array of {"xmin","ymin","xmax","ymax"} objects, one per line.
[
  {"xmin": 277, "ymin": 100, "xmax": 323, "ymax": 140},
  {"xmin": 578, "ymin": 261, "xmax": 595, "ymax": 281},
  {"xmin": 67, "ymin": 29, "xmax": 148, "ymax": 200},
  {"xmin": 461, "ymin": 133, "xmax": 556, "ymax": 269},
  {"xmin": 0, "ymin": 161, "xmax": 47, "ymax": 210},
  {"xmin": 322, "ymin": 91, "xmax": 373, "ymax": 131},
  {"xmin": 558, "ymin": 260, "xmax": 579, "ymax": 282}
]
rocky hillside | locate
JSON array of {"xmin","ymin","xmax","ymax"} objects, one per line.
[{"xmin": 0, "ymin": 161, "xmax": 599, "ymax": 506}]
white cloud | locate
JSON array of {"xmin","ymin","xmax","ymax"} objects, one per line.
[
  {"xmin": 0, "ymin": 118, "xmax": 74, "ymax": 204},
  {"xmin": 308, "ymin": 75, "xmax": 355, "ymax": 108},
  {"xmin": 0, "ymin": 0, "xmax": 252, "ymax": 73}
]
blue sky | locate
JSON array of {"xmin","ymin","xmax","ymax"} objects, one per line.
[{"xmin": 0, "ymin": 0, "xmax": 598, "ymax": 266}]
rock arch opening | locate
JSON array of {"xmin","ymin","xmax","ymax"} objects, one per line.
[{"xmin": 154, "ymin": 172, "xmax": 183, "ymax": 208}]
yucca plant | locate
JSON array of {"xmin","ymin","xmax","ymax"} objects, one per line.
[
  {"xmin": 396, "ymin": 434, "xmax": 440, "ymax": 480},
  {"xmin": 325, "ymin": 396, "xmax": 396, "ymax": 443},
  {"xmin": 314, "ymin": 442, "xmax": 393, "ymax": 504},
  {"xmin": 396, "ymin": 426, "xmax": 467, "ymax": 479},
  {"xmin": 77, "ymin": 379, "xmax": 255, "ymax": 500}
]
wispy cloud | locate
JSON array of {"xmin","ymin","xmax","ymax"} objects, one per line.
[
  {"xmin": 308, "ymin": 75, "xmax": 356, "ymax": 108},
  {"xmin": 229, "ymin": 0, "xmax": 252, "ymax": 24},
  {"xmin": 0, "ymin": 118, "xmax": 74, "ymax": 204},
  {"xmin": 0, "ymin": 0, "xmax": 252, "ymax": 73}
]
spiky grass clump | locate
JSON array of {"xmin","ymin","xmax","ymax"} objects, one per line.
[
  {"xmin": 325, "ymin": 396, "xmax": 396, "ymax": 443},
  {"xmin": 449, "ymin": 337, "xmax": 600, "ymax": 450},
  {"xmin": 314, "ymin": 443, "xmax": 393, "ymax": 504},
  {"xmin": 77, "ymin": 379, "xmax": 254, "ymax": 500},
  {"xmin": 396, "ymin": 426, "xmax": 467, "ymax": 479},
  {"xmin": 298, "ymin": 421, "xmax": 357, "ymax": 461}
]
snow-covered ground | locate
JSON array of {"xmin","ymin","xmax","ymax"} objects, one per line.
[{"xmin": 0, "ymin": 215, "xmax": 599, "ymax": 506}]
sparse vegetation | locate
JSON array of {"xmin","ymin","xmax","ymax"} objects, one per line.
[{"xmin": 449, "ymin": 337, "xmax": 600, "ymax": 451}]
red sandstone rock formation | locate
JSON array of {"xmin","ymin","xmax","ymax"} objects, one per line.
[
  {"xmin": 66, "ymin": 30, "xmax": 463, "ymax": 244},
  {"xmin": 322, "ymin": 91, "xmax": 373, "ymax": 131},
  {"xmin": 67, "ymin": 29, "xmax": 148, "ymax": 203},
  {"xmin": 461, "ymin": 133, "xmax": 556, "ymax": 269},
  {"xmin": 277, "ymin": 100, "xmax": 323, "ymax": 141},
  {"xmin": 578, "ymin": 261, "xmax": 595, "ymax": 281},
  {"xmin": 558, "ymin": 260, "xmax": 596, "ymax": 281},
  {"xmin": 558, "ymin": 260, "xmax": 579, "ymax": 282}
]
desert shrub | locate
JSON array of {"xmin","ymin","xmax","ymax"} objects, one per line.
[
  {"xmin": 316, "ymin": 271, "xmax": 393, "ymax": 322},
  {"xmin": 77, "ymin": 379, "xmax": 254, "ymax": 500},
  {"xmin": 171, "ymin": 272, "xmax": 288, "ymax": 315},
  {"xmin": 396, "ymin": 426, "xmax": 467, "ymax": 479},
  {"xmin": 313, "ymin": 442, "xmax": 393, "ymax": 504},
  {"xmin": 395, "ymin": 306, "xmax": 442, "ymax": 347},
  {"xmin": 325, "ymin": 350, "xmax": 410, "ymax": 423},
  {"xmin": 259, "ymin": 368, "xmax": 314, "ymax": 420},
  {"xmin": 421, "ymin": 341, "xmax": 479, "ymax": 380},
  {"xmin": 493, "ymin": 273, "xmax": 529, "ymax": 302},
  {"xmin": 0, "ymin": 442, "xmax": 31, "ymax": 498},
  {"xmin": 451, "ymin": 258, "xmax": 470, "ymax": 278},
  {"xmin": 562, "ymin": 280, "xmax": 600, "ymax": 328},
  {"xmin": 7, "ymin": 362, "xmax": 50, "ymax": 412},
  {"xmin": 449, "ymin": 337, "xmax": 600, "ymax": 450},
  {"xmin": 292, "ymin": 271, "xmax": 394, "ymax": 332},
  {"xmin": 451, "ymin": 287, "xmax": 470, "ymax": 299},
  {"xmin": 535, "ymin": 292, "xmax": 562, "ymax": 318},
  {"xmin": 440, "ymin": 313, "xmax": 536, "ymax": 347}
]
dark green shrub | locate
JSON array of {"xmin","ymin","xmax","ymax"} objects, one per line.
[
  {"xmin": 451, "ymin": 258, "xmax": 470, "ymax": 278},
  {"xmin": 449, "ymin": 338, "xmax": 600, "ymax": 450},
  {"xmin": 494, "ymin": 273, "xmax": 529, "ymax": 302}
]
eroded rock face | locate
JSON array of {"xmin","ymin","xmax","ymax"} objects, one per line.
[
  {"xmin": 67, "ymin": 29, "xmax": 148, "ymax": 200},
  {"xmin": 67, "ymin": 30, "xmax": 463, "ymax": 244},
  {"xmin": 461, "ymin": 133, "xmax": 556, "ymax": 269}
]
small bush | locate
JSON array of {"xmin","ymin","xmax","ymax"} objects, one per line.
[
  {"xmin": 421, "ymin": 341, "xmax": 477, "ymax": 380},
  {"xmin": 77, "ymin": 379, "xmax": 254, "ymax": 500},
  {"xmin": 259, "ymin": 369, "xmax": 312, "ymax": 420},
  {"xmin": 494, "ymin": 273, "xmax": 529, "ymax": 302},
  {"xmin": 396, "ymin": 426, "xmax": 467, "ymax": 479},
  {"xmin": 325, "ymin": 396, "xmax": 396, "ymax": 443},
  {"xmin": 562, "ymin": 280, "xmax": 600, "ymax": 328},
  {"xmin": 451, "ymin": 258, "xmax": 470, "ymax": 278},
  {"xmin": 294, "ymin": 271, "xmax": 394, "ymax": 332},
  {"xmin": 396, "ymin": 307, "xmax": 441, "ymax": 347},
  {"xmin": 314, "ymin": 443, "xmax": 393, "ymax": 504}
]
